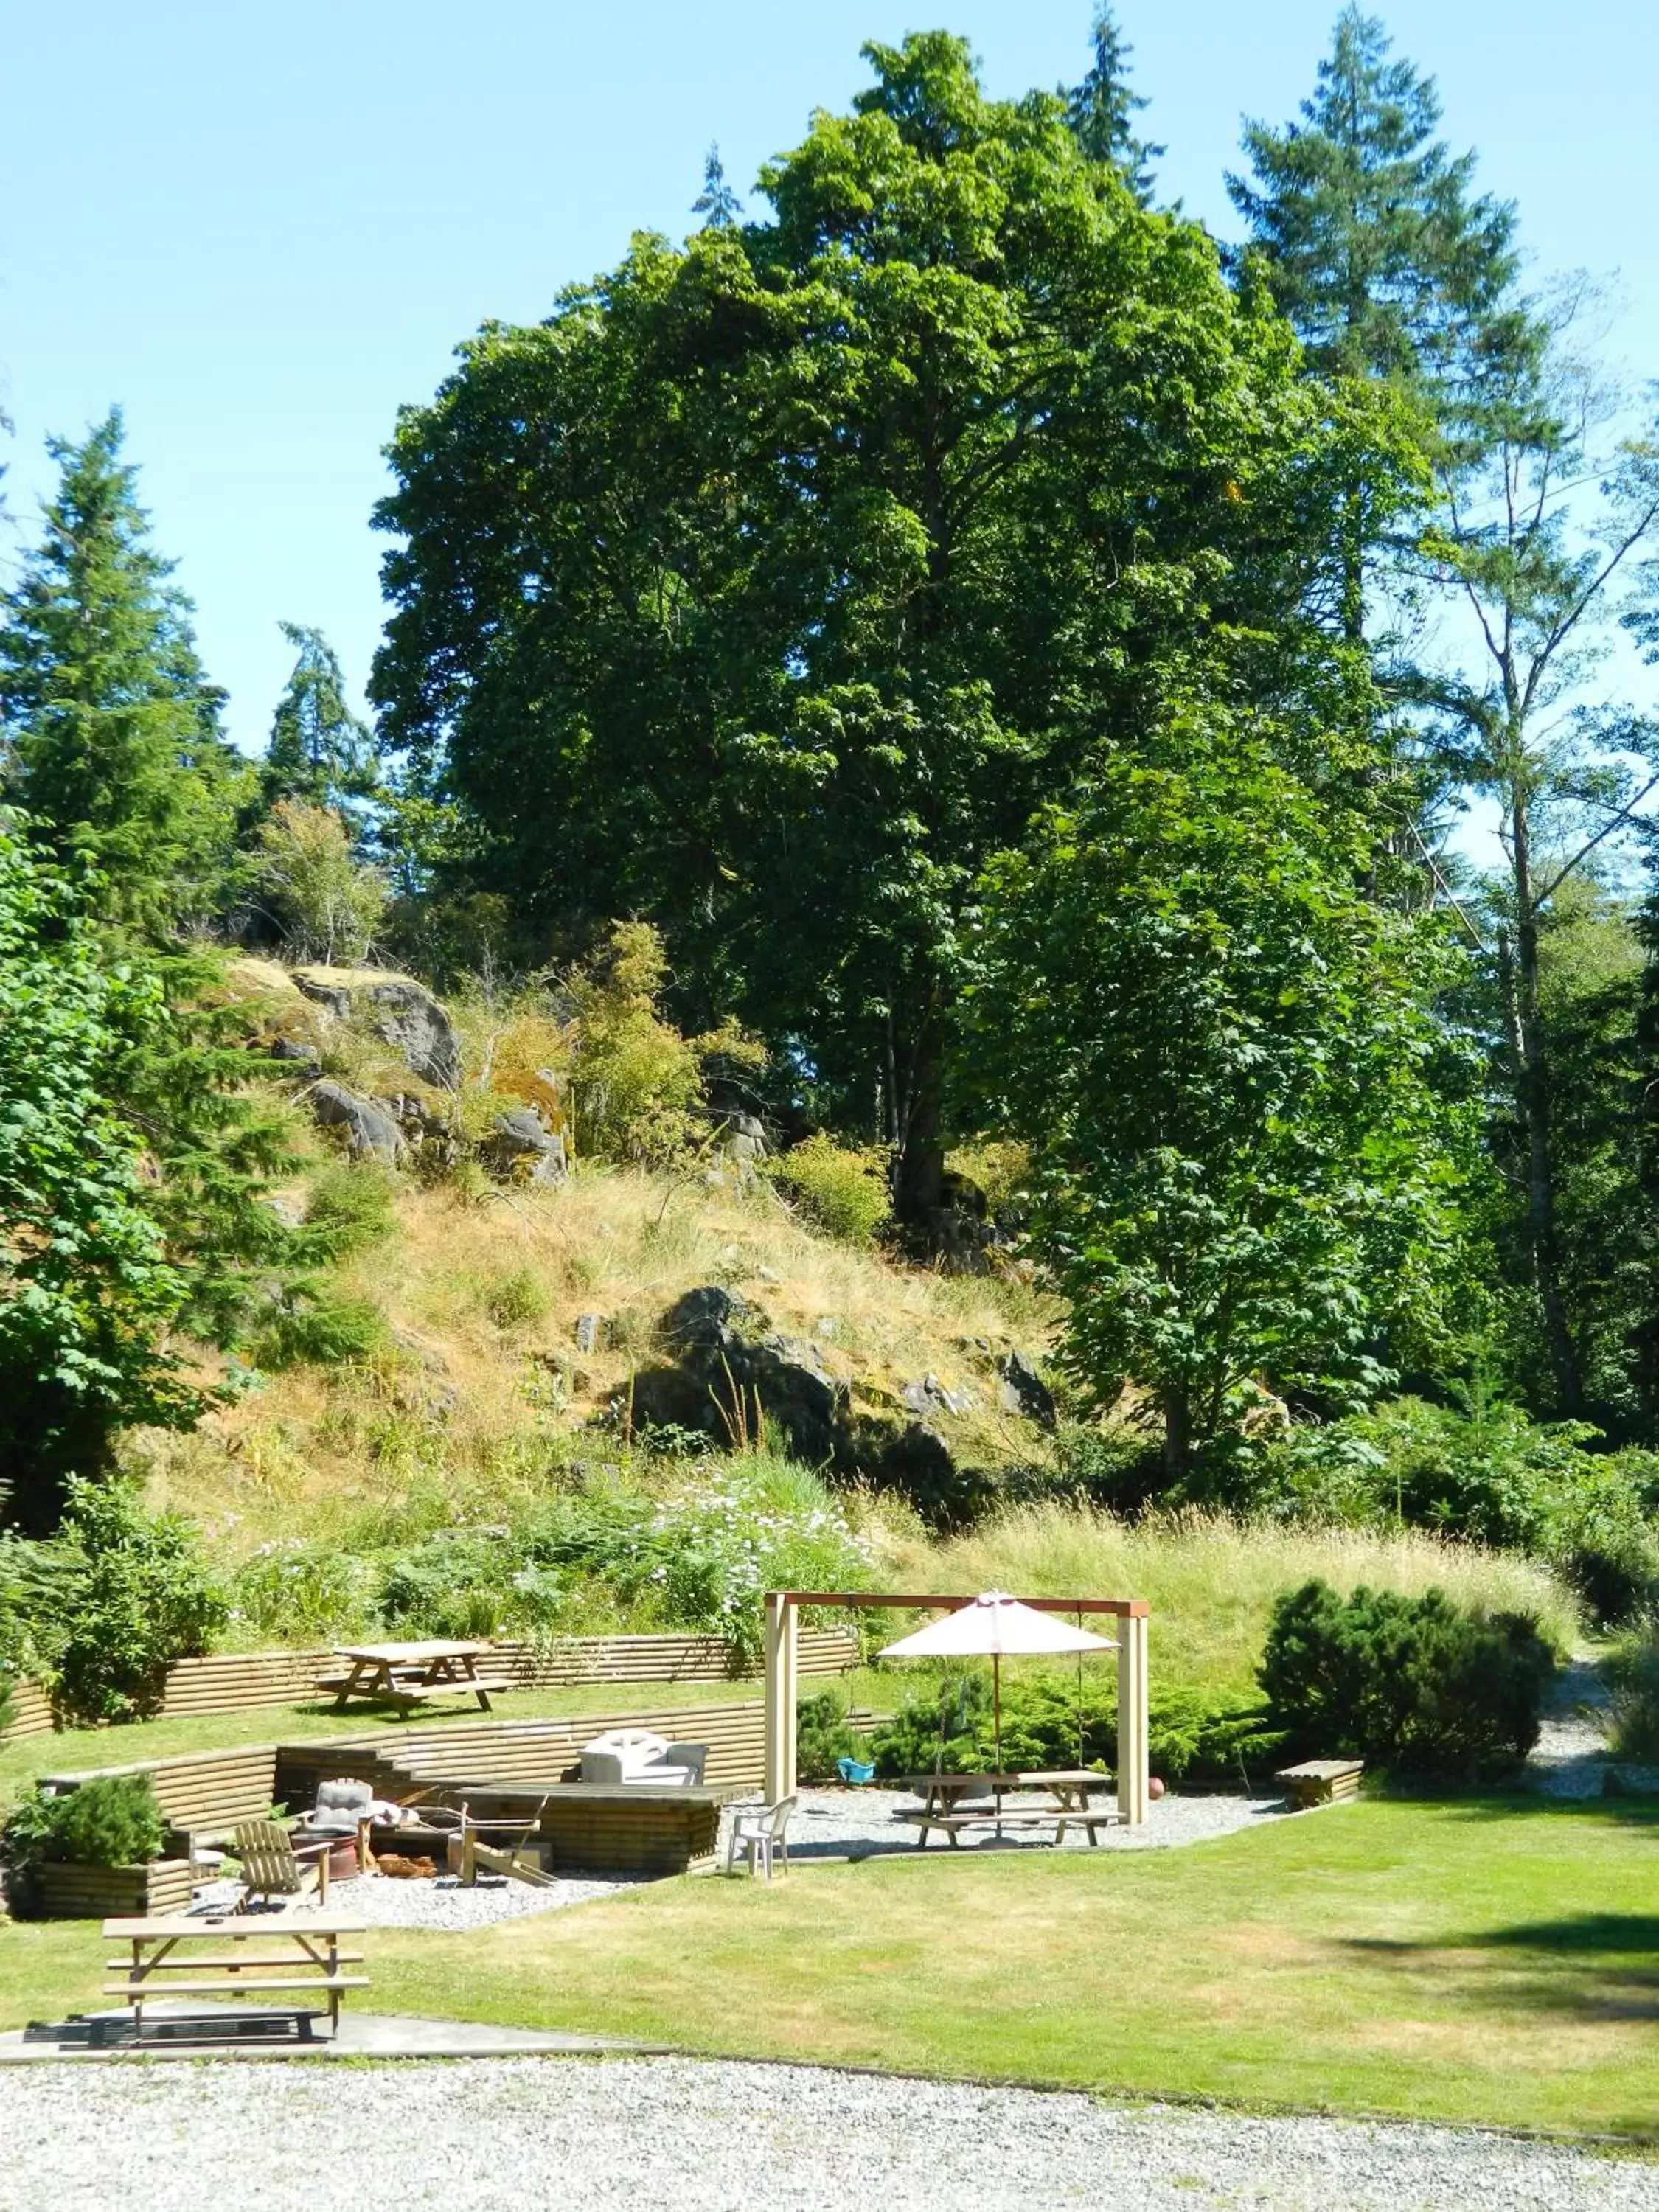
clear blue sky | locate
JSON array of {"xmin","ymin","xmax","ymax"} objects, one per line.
[{"xmin": 2, "ymin": 1, "xmax": 1654, "ymax": 757}]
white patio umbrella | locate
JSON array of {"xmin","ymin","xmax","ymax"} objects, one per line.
[{"xmin": 878, "ymin": 1591, "xmax": 1117, "ymax": 1776}]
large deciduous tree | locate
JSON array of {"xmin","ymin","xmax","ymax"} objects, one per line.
[
  {"xmin": 0, "ymin": 412, "xmax": 246, "ymax": 933},
  {"xmin": 970, "ymin": 714, "xmax": 1475, "ymax": 1485},
  {"xmin": 373, "ymin": 33, "xmax": 1399, "ymax": 1237}
]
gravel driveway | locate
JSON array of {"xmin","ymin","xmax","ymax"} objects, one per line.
[{"xmin": 3, "ymin": 2056, "xmax": 1655, "ymax": 2211}]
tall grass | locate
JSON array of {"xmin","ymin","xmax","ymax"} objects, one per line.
[{"xmin": 880, "ymin": 1503, "xmax": 1582, "ymax": 1696}]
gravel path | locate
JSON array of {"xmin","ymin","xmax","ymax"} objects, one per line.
[
  {"xmin": 190, "ymin": 1871, "xmax": 644, "ymax": 1933},
  {"xmin": 746, "ymin": 1785, "xmax": 1294, "ymax": 1857},
  {"xmin": 1526, "ymin": 1655, "xmax": 1659, "ymax": 1799},
  {"xmin": 3, "ymin": 2055, "xmax": 1655, "ymax": 2211}
]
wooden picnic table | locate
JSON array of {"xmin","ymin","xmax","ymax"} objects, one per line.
[
  {"xmin": 102, "ymin": 1913, "xmax": 368, "ymax": 2035},
  {"xmin": 895, "ymin": 1768, "xmax": 1114, "ymax": 1848},
  {"xmin": 320, "ymin": 1640, "xmax": 513, "ymax": 1714}
]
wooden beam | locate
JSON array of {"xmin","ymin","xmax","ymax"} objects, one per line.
[{"xmin": 776, "ymin": 1591, "xmax": 1150, "ymax": 1616}]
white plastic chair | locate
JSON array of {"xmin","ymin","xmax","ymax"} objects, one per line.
[{"xmin": 726, "ymin": 1797, "xmax": 796, "ymax": 1880}]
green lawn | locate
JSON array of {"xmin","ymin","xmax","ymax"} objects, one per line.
[
  {"xmin": 7, "ymin": 1795, "xmax": 1659, "ymax": 2139},
  {"xmin": 0, "ymin": 1673, "xmax": 791, "ymax": 1811}
]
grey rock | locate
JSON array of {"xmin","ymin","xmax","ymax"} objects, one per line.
[
  {"xmin": 267, "ymin": 1035, "xmax": 321, "ymax": 1074},
  {"xmin": 293, "ymin": 970, "xmax": 460, "ymax": 1088},
  {"xmin": 574, "ymin": 1313, "xmax": 602, "ymax": 1356},
  {"xmin": 660, "ymin": 1285, "xmax": 757, "ymax": 1353},
  {"xmin": 998, "ymin": 1349, "xmax": 1057, "ymax": 1429},
  {"xmin": 263, "ymin": 1194, "xmax": 305, "ymax": 1229},
  {"xmin": 481, "ymin": 1106, "xmax": 568, "ymax": 1183},
  {"xmin": 900, "ymin": 1372, "xmax": 977, "ymax": 1419},
  {"xmin": 310, "ymin": 1079, "xmax": 404, "ymax": 1164}
]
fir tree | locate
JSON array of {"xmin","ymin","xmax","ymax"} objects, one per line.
[
  {"xmin": 259, "ymin": 621, "xmax": 375, "ymax": 824},
  {"xmin": 0, "ymin": 411, "xmax": 246, "ymax": 933},
  {"xmin": 692, "ymin": 142, "xmax": 742, "ymax": 229},
  {"xmin": 1229, "ymin": 10, "xmax": 1516, "ymax": 400},
  {"xmin": 1066, "ymin": 4, "xmax": 1161, "ymax": 204}
]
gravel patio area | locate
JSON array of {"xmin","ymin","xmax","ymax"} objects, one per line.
[
  {"xmin": 745, "ymin": 1784, "xmax": 1295, "ymax": 1858},
  {"xmin": 3, "ymin": 2054, "xmax": 1654, "ymax": 2211}
]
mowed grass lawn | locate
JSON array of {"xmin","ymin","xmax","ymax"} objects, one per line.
[{"xmin": 6, "ymin": 1797, "xmax": 1659, "ymax": 2139}]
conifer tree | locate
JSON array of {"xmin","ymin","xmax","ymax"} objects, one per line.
[
  {"xmin": 260, "ymin": 621, "xmax": 375, "ymax": 825},
  {"xmin": 0, "ymin": 411, "xmax": 246, "ymax": 932},
  {"xmin": 1228, "ymin": 8, "xmax": 1517, "ymax": 638},
  {"xmin": 691, "ymin": 143, "xmax": 742, "ymax": 229},
  {"xmin": 1066, "ymin": 4, "xmax": 1161, "ymax": 204}
]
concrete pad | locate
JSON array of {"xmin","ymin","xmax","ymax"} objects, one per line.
[{"xmin": 0, "ymin": 2003, "xmax": 653, "ymax": 2064}]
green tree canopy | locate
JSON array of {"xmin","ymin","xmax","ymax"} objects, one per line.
[
  {"xmin": 0, "ymin": 819, "xmax": 196, "ymax": 1531},
  {"xmin": 970, "ymin": 714, "xmax": 1475, "ymax": 1485},
  {"xmin": 0, "ymin": 412, "xmax": 246, "ymax": 933},
  {"xmin": 373, "ymin": 32, "xmax": 1405, "ymax": 1232}
]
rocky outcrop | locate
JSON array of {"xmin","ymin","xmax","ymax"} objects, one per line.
[
  {"xmin": 481, "ymin": 1105, "xmax": 568, "ymax": 1185},
  {"xmin": 293, "ymin": 969, "xmax": 460, "ymax": 1089},
  {"xmin": 309, "ymin": 1081, "xmax": 404, "ymax": 1165}
]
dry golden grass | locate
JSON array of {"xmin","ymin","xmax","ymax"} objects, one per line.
[
  {"xmin": 146, "ymin": 1160, "xmax": 1060, "ymax": 1557},
  {"xmin": 882, "ymin": 1502, "xmax": 1583, "ymax": 1694}
]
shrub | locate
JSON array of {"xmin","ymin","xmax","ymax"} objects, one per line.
[
  {"xmin": 870, "ymin": 1669, "xmax": 1282, "ymax": 1785},
  {"xmin": 767, "ymin": 1134, "xmax": 892, "ymax": 1248},
  {"xmin": 301, "ymin": 1162, "xmax": 398, "ymax": 1259},
  {"xmin": 230, "ymin": 1540, "xmax": 375, "ymax": 1643},
  {"xmin": 1605, "ymin": 1627, "xmax": 1659, "ymax": 1761},
  {"xmin": 566, "ymin": 922, "xmax": 701, "ymax": 1165},
  {"xmin": 50, "ymin": 1478, "xmax": 229, "ymax": 1723},
  {"xmin": 1259, "ymin": 1578, "xmax": 1557, "ymax": 1780},
  {"xmin": 796, "ymin": 1688, "xmax": 862, "ymax": 1782},
  {"xmin": 1, "ymin": 1775, "xmax": 166, "ymax": 1917},
  {"xmin": 255, "ymin": 1291, "xmax": 386, "ymax": 1370},
  {"xmin": 249, "ymin": 800, "xmax": 389, "ymax": 963},
  {"xmin": 479, "ymin": 1265, "xmax": 549, "ymax": 1331},
  {"xmin": 375, "ymin": 1531, "xmax": 539, "ymax": 1641}
]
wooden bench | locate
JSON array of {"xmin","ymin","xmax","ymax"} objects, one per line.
[
  {"xmin": 1276, "ymin": 1759, "xmax": 1364, "ymax": 1808},
  {"xmin": 102, "ymin": 1914, "xmax": 368, "ymax": 2035},
  {"xmin": 315, "ymin": 1671, "xmax": 517, "ymax": 1708}
]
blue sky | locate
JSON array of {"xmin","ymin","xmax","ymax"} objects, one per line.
[{"xmin": 2, "ymin": 1, "xmax": 1655, "ymax": 758}]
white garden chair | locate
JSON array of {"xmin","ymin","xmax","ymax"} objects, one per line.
[{"xmin": 725, "ymin": 1796, "xmax": 796, "ymax": 1880}]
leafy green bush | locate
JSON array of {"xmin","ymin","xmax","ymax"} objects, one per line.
[
  {"xmin": 230, "ymin": 1540, "xmax": 375, "ymax": 1643},
  {"xmin": 1, "ymin": 1775, "xmax": 167, "ymax": 1916},
  {"xmin": 49, "ymin": 1478, "xmax": 229, "ymax": 1722},
  {"xmin": 1259, "ymin": 1578, "xmax": 1557, "ymax": 1779},
  {"xmin": 796, "ymin": 1688, "xmax": 862, "ymax": 1781},
  {"xmin": 375, "ymin": 1529, "xmax": 563, "ymax": 1641},
  {"xmin": 870, "ymin": 1669, "xmax": 1283, "ymax": 1785},
  {"xmin": 766, "ymin": 1134, "xmax": 892, "ymax": 1248}
]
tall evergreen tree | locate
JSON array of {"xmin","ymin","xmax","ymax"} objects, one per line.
[
  {"xmin": 259, "ymin": 621, "xmax": 375, "ymax": 824},
  {"xmin": 1228, "ymin": 8, "xmax": 1518, "ymax": 638},
  {"xmin": 691, "ymin": 142, "xmax": 742, "ymax": 230},
  {"xmin": 0, "ymin": 412, "xmax": 246, "ymax": 932},
  {"xmin": 1066, "ymin": 4, "xmax": 1161, "ymax": 204}
]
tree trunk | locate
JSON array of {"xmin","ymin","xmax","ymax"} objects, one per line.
[
  {"xmin": 1161, "ymin": 1385, "xmax": 1192, "ymax": 1489},
  {"xmin": 892, "ymin": 1011, "xmax": 947, "ymax": 1241},
  {"xmin": 1502, "ymin": 800, "xmax": 1583, "ymax": 1414}
]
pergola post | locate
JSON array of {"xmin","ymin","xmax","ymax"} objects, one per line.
[
  {"xmin": 764, "ymin": 1590, "xmax": 799, "ymax": 1804},
  {"xmin": 1116, "ymin": 1608, "xmax": 1150, "ymax": 1826}
]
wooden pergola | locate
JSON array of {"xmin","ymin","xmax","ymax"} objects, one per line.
[{"xmin": 763, "ymin": 1590, "xmax": 1150, "ymax": 1825}]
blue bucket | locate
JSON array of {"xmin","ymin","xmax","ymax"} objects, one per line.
[{"xmin": 836, "ymin": 1756, "xmax": 877, "ymax": 1786}]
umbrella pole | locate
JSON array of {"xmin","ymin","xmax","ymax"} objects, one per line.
[{"xmin": 993, "ymin": 1654, "xmax": 1003, "ymax": 1837}]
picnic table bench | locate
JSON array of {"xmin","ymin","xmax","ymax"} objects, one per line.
[
  {"xmin": 319, "ymin": 1641, "xmax": 515, "ymax": 1713},
  {"xmin": 894, "ymin": 1769, "xmax": 1114, "ymax": 1848},
  {"xmin": 102, "ymin": 1913, "xmax": 367, "ymax": 2036}
]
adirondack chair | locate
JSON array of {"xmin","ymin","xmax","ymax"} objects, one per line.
[{"xmin": 232, "ymin": 1820, "xmax": 333, "ymax": 1911}]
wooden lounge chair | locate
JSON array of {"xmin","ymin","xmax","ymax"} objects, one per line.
[{"xmin": 232, "ymin": 1819, "xmax": 333, "ymax": 1911}]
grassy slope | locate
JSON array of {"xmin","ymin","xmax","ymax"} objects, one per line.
[
  {"xmin": 147, "ymin": 1158, "xmax": 1060, "ymax": 1562},
  {"xmin": 7, "ymin": 1799, "xmax": 1658, "ymax": 2138}
]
